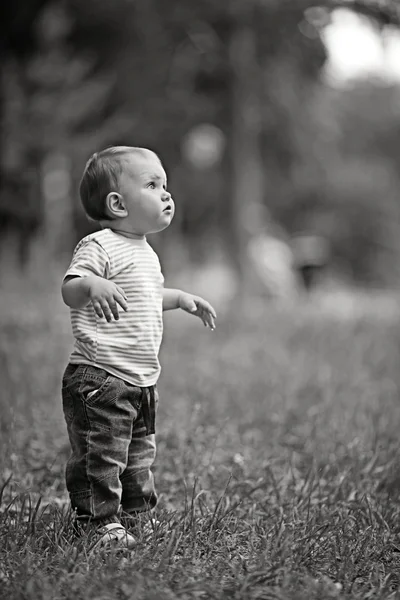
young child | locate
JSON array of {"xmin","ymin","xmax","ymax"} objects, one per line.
[{"xmin": 61, "ymin": 146, "xmax": 216, "ymax": 550}]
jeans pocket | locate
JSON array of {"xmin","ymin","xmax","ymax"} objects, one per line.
[{"xmin": 80, "ymin": 375, "xmax": 121, "ymax": 408}]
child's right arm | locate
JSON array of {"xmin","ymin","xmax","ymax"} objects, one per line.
[{"xmin": 62, "ymin": 275, "xmax": 128, "ymax": 322}]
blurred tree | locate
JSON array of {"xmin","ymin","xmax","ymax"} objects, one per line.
[
  {"xmin": 0, "ymin": 0, "xmax": 54, "ymax": 265},
  {"xmin": 1, "ymin": 0, "xmax": 400, "ymax": 289}
]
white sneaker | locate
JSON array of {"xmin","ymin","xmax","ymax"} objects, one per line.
[{"xmin": 90, "ymin": 522, "xmax": 136, "ymax": 552}]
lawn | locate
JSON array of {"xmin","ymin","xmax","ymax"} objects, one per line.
[{"xmin": 2, "ymin": 275, "xmax": 400, "ymax": 600}]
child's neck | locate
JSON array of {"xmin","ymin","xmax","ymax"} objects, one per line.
[{"xmin": 110, "ymin": 227, "xmax": 146, "ymax": 241}]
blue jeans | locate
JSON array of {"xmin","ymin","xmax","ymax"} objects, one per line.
[{"xmin": 62, "ymin": 363, "xmax": 158, "ymax": 523}]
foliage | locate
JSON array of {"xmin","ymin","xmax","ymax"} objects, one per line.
[{"xmin": 1, "ymin": 0, "xmax": 400, "ymax": 283}]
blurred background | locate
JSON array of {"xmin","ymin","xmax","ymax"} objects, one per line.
[
  {"xmin": 2, "ymin": 0, "xmax": 400, "ymax": 303},
  {"xmin": 2, "ymin": 0, "xmax": 400, "ymax": 518}
]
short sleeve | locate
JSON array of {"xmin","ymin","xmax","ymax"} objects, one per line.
[{"xmin": 64, "ymin": 239, "xmax": 110, "ymax": 281}]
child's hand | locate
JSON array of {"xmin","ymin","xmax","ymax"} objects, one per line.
[
  {"xmin": 86, "ymin": 276, "xmax": 128, "ymax": 322},
  {"xmin": 178, "ymin": 293, "xmax": 217, "ymax": 330}
]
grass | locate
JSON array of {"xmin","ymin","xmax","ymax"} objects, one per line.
[{"xmin": 2, "ymin": 275, "xmax": 400, "ymax": 599}]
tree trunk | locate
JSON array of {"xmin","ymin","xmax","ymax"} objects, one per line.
[{"xmin": 228, "ymin": 14, "xmax": 265, "ymax": 298}]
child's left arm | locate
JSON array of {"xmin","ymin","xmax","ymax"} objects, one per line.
[{"xmin": 163, "ymin": 288, "xmax": 216, "ymax": 330}]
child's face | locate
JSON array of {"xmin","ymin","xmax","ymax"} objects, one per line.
[{"xmin": 117, "ymin": 152, "xmax": 174, "ymax": 235}]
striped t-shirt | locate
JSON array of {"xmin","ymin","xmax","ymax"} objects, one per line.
[{"xmin": 64, "ymin": 228, "xmax": 164, "ymax": 387}]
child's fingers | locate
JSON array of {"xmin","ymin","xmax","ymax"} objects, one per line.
[
  {"xmin": 200, "ymin": 309, "xmax": 215, "ymax": 330},
  {"xmin": 114, "ymin": 291, "xmax": 129, "ymax": 312},
  {"xmin": 206, "ymin": 314, "xmax": 216, "ymax": 329},
  {"xmin": 92, "ymin": 300, "xmax": 104, "ymax": 319},
  {"xmin": 201, "ymin": 306, "xmax": 216, "ymax": 329},
  {"xmin": 92, "ymin": 293, "xmax": 126, "ymax": 321},
  {"xmin": 116, "ymin": 285, "xmax": 128, "ymax": 301},
  {"xmin": 92, "ymin": 299, "xmax": 113, "ymax": 321},
  {"xmin": 199, "ymin": 300, "xmax": 217, "ymax": 319},
  {"xmin": 106, "ymin": 298, "xmax": 120, "ymax": 321},
  {"xmin": 201, "ymin": 300, "xmax": 216, "ymax": 319},
  {"xmin": 92, "ymin": 298, "xmax": 117, "ymax": 321}
]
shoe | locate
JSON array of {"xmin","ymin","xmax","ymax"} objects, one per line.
[{"xmin": 89, "ymin": 522, "xmax": 136, "ymax": 552}]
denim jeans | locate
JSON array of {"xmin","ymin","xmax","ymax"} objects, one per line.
[{"xmin": 61, "ymin": 363, "xmax": 158, "ymax": 523}]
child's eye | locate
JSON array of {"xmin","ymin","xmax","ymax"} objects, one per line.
[{"xmin": 148, "ymin": 182, "xmax": 156, "ymax": 189}]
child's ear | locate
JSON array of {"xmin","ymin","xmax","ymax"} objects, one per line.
[{"xmin": 105, "ymin": 192, "xmax": 128, "ymax": 218}]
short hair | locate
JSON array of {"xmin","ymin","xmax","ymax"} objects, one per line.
[{"xmin": 79, "ymin": 146, "xmax": 159, "ymax": 221}]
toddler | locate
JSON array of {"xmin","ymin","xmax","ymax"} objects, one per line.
[{"xmin": 61, "ymin": 146, "xmax": 216, "ymax": 550}]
